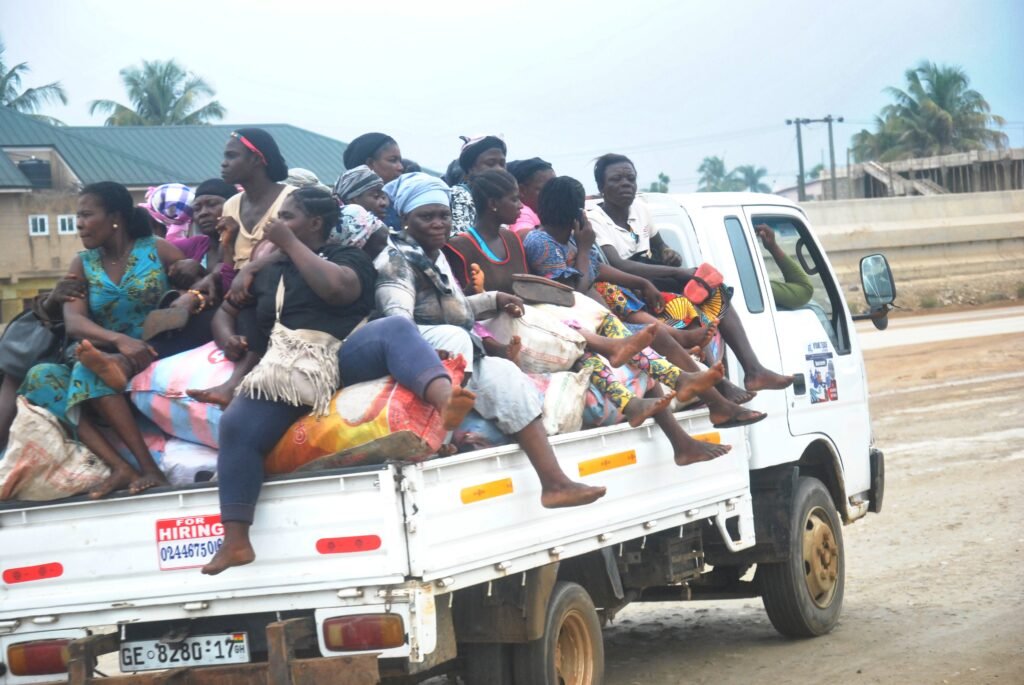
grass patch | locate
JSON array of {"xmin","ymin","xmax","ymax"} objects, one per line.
[
  {"xmin": 919, "ymin": 295, "xmax": 939, "ymax": 309},
  {"xmin": 984, "ymin": 292, "xmax": 1010, "ymax": 303},
  {"xmin": 1017, "ymin": 283, "xmax": 1024, "ymax": 299}
]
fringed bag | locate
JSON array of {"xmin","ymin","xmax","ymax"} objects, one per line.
[{"xmin": 237, "ymin": 276, "xmax": 342, "ymax": 416}]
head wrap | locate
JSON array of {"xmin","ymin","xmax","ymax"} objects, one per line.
[
  {"xmin": 443, "ymin": 159, "xmax": 464, "ymax": 186},
  {"xmin": 458, "ymin": 134, "xmax": 506, "ymax": 172},
  {"xmin": 284, "ymin": 167, "xmax": 330, "ymax": 193},
  {"xmin": 343, "ymin": 132, "xmax": 396, "ymax": 170},
  {"xmin": 506, "ymin": 157, "xmax": 553, "ymax": 184},
  {"xmin": 384, "ymin": 172, "xmax": 451, "ymax": 216},
  {"xmin": 232, "ymin": 128, "xmax": 288, "ymax": 182},
  {"xmin": 333, "ymin": 204, "xmax": 387, "ymax": 249},
  {"xmin": 139, "ymin": 183, "xmax": 194, "ymax": 230},
  {"xmin": 193, "ymin": 178, "xmax": 238, "ymax": 201},
  {"xmin": 333, "ymin": 165, "xmax": 384, "ymax": 202}
]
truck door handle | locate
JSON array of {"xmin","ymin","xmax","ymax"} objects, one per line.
[{"xmin": 791, "ymin": 373, "xmax": 806, "ymax": 395}]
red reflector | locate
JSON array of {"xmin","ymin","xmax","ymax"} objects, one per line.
[
  {"xmin": 322, "ymin": 615, "xmax": 405, "ymax": 651},
  {"xmin": 3, "ymin": 562, "xmax": 64, "ymax": 584},
  {"xmin": 316, "ymin": 535, "xmax": 381, "ymax": 554},
  {"xmin": 7, "ymin": 639, "xmax": 71, "ymax": 676}
]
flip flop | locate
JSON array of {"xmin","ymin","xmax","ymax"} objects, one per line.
[
  {"xmin": 712, "ymin": 411, "xmax": 768, "ymax": 430},
  {"xmin": 511, "ymin": 274, "xmax": 576, "ymax": 307},
  {"xmin": 142, "ymin": 307, "xmax": 190, "ymax": 341}
]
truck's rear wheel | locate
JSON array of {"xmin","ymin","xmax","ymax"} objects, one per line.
[
  {"xmin": 513, "ymin": 581, "xmax": 604, "ymax": 685},
  {"xmin": 758, "ymin": 476, "xmax": 845, "ymax": 637}
]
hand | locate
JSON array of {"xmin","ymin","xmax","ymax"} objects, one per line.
[
  {"xmin": 495, "ymin": 292, "xmax": 525, "ymax": 318},
  {"xmin": 226, "ymin": 267, "xmax": 256, "ymax": 307},
  {"xmin": 755, "ymin": 224, "xmax": 777, "ymax": 250},
  {"xmin": 50, "ymin": 274, "xmax": 87, "ymax": 304},
  {"xmin": 262, "ymin": 218, "xmax": 296, "ymax": 249},
  {"xmin": 115, "ymin": 335, "xmax": 157, "ymax": 371},
  {"xmin": 660, "ymin": 246, "xmax": 683, "ymax": 267},
  {"xmin": 192, "ymin": 272, "xmax": 221, "ymax": 304},
  {"xmin": 573, "ymin": 213, "xmax": 596, "ymax": 252},
  {"xmin": 222, "ymin": 335, "xmax": 248, "ymax": 362},
  {"xmin": 640, "ymin": 280, "xmax": 664, "ymax": 314},
  {"xmin": 216, "ymin": 216, "xmax": 240, "ymax": 247}
]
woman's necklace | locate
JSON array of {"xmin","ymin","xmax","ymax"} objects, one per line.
[{"xmin": 104, "ymin": 242, "xmax": 132, "ymax": 264}]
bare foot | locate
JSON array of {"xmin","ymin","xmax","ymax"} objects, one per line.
[
  {"xmin": 674, "ymin": 434, "xmax": 732, "ymax": 466},
  {"xmin": 76, "ymin": 340, "xmax": 129, "ymax": 392},
  {"xmin": 744, "ymin": 369, "xmax": 795, "ymax": 392},
  {"xmin": 607, "ymin": 324, "xmax": 658, "ymax": 368},
  {"xmin": 623, "ymin": 394, "xmax": 674, "ymax": 427},
  {"xmin": 129, "ymin": 470, "xmax": 168, "ymax": 494},
  {"xmin": 717, "ymin": 378, "xmax": 756, "ymax": 404},
  {"xmin": 669, "ymin": 319, "xmax": 717, "ymax": 349},
  {"xmin": 506, "ymin": 336, "xmax": 522, "ymax": 366},
  {"xmin": 201, "ymin": 542, "xmax": 255, "ymax": 576},
  {"xmin": 469, "ymin": 263, "xmax": 486, "ymax": 294},
  {"xmin": 674, "ymin": 362, "xmax": 726, "ymax": 404},
  {"xmin": 540, "ymin": 481, "xmax": 607, "ymax": 509},
  {"xmin": 442, "ymin": 387, "xmax": 476, "ymax": 430},
  {"xmin": 89, "ymin": 464, "xmax": 135, "ymax": 499},
  {"xmin": 187, "ymin": 383, "xmax": 237, "ymax": 408},
  {"xmin": 435, "ymin": 443, "xmax": 458, "ymax": 457}
]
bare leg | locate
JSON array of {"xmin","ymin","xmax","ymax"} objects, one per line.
[
  {"xmin": 89, "ymin": 394, "xmax": 167, "ymax": 494},
  {"xmin": 74, "ymin": 410, "xmax": 139, "ymax": 499},
  {"xmin": 422, "ymin": 375, "xmax": 476, "ymax": 430},
  {"xmin": 716, "ymin": 308, "xmax": 793, "ymax": 391},
  {"xmin": 578, "ymin": 324, "xmax": 657, "ymax": 368},
  {"xmin": 187, "ymin": 351, "xmax": 259, "ymax": 408},
  {"xmin": 0, "ymin": 374, "xmax": 21, "ymax": 451},
  {"xmin": 647, "ymin": 385, "xmax": 733, "ymax": 465},
  {"xmin": 514, "ymin": 418, "xmax": 606, "ymax": 508},
  {"xmin": 201, "ymin": 521, "xmax": 254, "ymax": 575}
]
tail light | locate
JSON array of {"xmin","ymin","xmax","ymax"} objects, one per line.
[
  {"xmin": 7, "ymin": 638, "xmax": 71, "ymax": 676},
  {"xmin": 322, "ymin": 615, "xmax": 405, "ymax": 651}
]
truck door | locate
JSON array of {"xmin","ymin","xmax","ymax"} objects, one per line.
[{"xmin": 742, "ymin": 206, "xmax": 871, "ymax": 496}]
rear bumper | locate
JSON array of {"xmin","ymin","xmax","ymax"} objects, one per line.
[{"xmin": 868, "ymin": 448, "xmax": 885, "ymax": 514}]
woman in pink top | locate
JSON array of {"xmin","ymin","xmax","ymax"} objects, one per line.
[{"xmin": 507, "ymin": 157, "xmax": 555, "ymax": 235}]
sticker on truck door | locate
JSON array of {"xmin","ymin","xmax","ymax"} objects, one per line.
[
  {"xmin": 806, "ymin": 342, "xmax": 838, "ymax": 404},
  {"xmin": 155, "ymin": 515, "xmax": 224, "ymax": 570}
]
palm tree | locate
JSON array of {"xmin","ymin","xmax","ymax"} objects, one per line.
[
  {"xmin": 90, "ymin": 59, "xmax": 225, "ymax": 126},
  {"xmin": 0, "ymin": 37, "xmax": 67, "ymax": 125},
  {"xmin": 697, "ymin": 156, "xmax": 744, "ymax": 192},
  {"xmin": 851, "ymin": 61, "xmax": 1006, "ymax": 161},
  {"xmin": 734, "ymin": 164, "xmax": 771, "ymax": 193},
  {"xmin": 647, "ymin": 172, "xmax": 670, "ymax": 193}
]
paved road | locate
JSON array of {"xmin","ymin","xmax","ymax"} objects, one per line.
[{"xmin": 856, "ymin": 305, "xmax": 1024, "ymax": 350}]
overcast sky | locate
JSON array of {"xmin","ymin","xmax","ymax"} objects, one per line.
[{"xmin": 3, "ymin": 0, "xmax": 1022, "ymax": 192}]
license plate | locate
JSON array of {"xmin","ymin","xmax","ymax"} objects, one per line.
[
  {"xmin": 155, "ymin": 515, "xmax": 225, "ymax": 571},
  {"xmin": 120, "ymin": 632, "xmax": 250, "ymax": 672}
]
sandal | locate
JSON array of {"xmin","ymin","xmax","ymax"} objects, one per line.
[{"xmin": 142, "ymin": 307, "xmax": 190, "ymax": 341}]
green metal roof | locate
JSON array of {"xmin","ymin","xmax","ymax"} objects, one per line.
[
  {"xmin": 0, "ymin": 151, "xmax": 31, "ymax": 188},
  {"xmin": 0, "ymin": 107, "xmax": 350, "ymax": 188}
]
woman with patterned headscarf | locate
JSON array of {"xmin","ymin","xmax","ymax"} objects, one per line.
[
  {"xmin": 139, "ymin": 183, "xmax": 195, "ymax": 240},
  {"xmin": 449, "ymin": 134, "xmax": 507, "ymax": 236},
  {"xmin": 333, "ymin": 165, "xmax": 389, "ymax": 220}
]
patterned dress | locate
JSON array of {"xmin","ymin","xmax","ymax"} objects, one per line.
[{"xmin": 20, "ymin": 237, "xmax": 168, "ymax": 425}]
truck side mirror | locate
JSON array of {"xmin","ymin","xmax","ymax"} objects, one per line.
[{"xmin": 859, "ymin": 254, "xmax": 896, "ymax": 330}]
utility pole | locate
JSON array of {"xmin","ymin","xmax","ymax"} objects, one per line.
[
  {"xmin": 786, "ymin": 118, "xmax": 808, "ymax": 201},
  {"xmin": 788, "ymin": 115, "xmax": 844, "ymax": 201}
]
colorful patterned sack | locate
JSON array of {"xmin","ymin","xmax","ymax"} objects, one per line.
[{"xmin": 583, "ymin": 364, "xmax": 655, "ymax": 428}]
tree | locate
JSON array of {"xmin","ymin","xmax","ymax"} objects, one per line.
[
  {"xmin": 647, "ymin": 172, "xmax": 670, "ymax": 193},
  {"xmin": 697, "ymin": 156, "xmax": 744, "ymax": 192},
  {"xmin": 805, "ymin": 163, "xmax": 824, "ymax": 181},
  {"xmin": 734, "ymin": 164, "xmax": 772, "ymax": 193},
  {"xmin": 850, "ymin": 61, "xmax": 1006, "ymax": 162},
  {"xmin": 0, "ymin": 37, "xmax": 67, "ymax": 125},
  {"xmin": 90, "ymin": 59, "xmax": 225, "ymax": 126}
]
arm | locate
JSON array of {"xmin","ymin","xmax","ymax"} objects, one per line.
[
  {"xmin": 599, "ymin": 244, "xmax": 692, "ymax": 284},
  {"xmin": 649, "ymin": 233, "xmax": 683, "ymax": 267},
  {"xmin": 757, "ymin": 224, "xmax": 814, "ymax": 308},
  {"xmin": 595, "ymin": 262, "xmax": 665, "ymax": 313},
  {"xmin": 211, "ymin": 300, "xmax": 250, "ymax": 361},
  {"xmin": 468, "ymin": 292, "xmax": 499, "ymax": 320},
  {"xmin": 265, "ymin": 220, "xmax": 362, "ymax": 306},
  {"xmin": 374, "ymin": 249, "xmax": 419, "ymax": 321}
]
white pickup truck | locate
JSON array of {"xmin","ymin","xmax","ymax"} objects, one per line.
[{"xmin": 0, "ymin": 192, "xmax": 894, "ymax": 685}]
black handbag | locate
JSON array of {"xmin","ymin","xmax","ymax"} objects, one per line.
[{"xmin": 0, "ymin": 310, "xmax": 64, "ymax": 378}]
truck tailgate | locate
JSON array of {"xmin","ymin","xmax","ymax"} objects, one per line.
[{"xmin": 0, "ymin": 464, "xmax": 408, "ymax": 628}]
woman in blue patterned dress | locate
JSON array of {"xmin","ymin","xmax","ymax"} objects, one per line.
[{"xmin": 19, "ymin": 182, "xmax": 209, "ymax": 498}]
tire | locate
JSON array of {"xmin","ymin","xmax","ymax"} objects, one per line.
[
  {"xmin": 758, "ymin": 476, "xmax": 845, "ymax": 637},
  {"xmin": 459, "ymin": 643, "xmax": 514, "ymax": 685},
  {"xmin": 512, "ymin": 581, "xmax": 604, "ymax": 685}
]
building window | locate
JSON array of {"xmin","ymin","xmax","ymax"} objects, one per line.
[
  {"xmin": 28, "ymin": 215, "xmax": 49, "ymax": 236},
  {"xmin": 58, "ymin": 214, "xmax": 77, "ymax": 235}
]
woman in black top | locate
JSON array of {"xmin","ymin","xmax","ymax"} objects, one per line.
[{"xmin": 202, "ymin": 187, "xmax": 474, "ymax": 575}]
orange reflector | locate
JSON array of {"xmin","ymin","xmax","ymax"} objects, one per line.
[
  {"xmin": 693, "ymin": 432, "xmax": 721, "ymax": 444},
  {"xmin": 3, "ymin": 562, "xmax": 63, "ymax": 585},
  {"xmin": 578, "ymin": 450, "xmax": 637, "ymax": 477},
  {"xmin": 316, "ymin": 535, "xmax": 382, "ymax": 555},
  {"xmin": 460, "ymin": 477, "xmax": 513, "ymax": 504},
  {"xmin": 322, "ymin": 615, "xmax": 405, "ymax": 651},
  {"xmin": 7, "ymin": 639, "xmax": 71, "ymax": 676}
]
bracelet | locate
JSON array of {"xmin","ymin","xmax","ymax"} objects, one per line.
[{"xmin": 187, "ymin": 289, "xmax": 207, "ymax": 313}]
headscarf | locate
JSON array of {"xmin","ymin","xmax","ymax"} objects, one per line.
[
  {"xmin": 333, "ymin": 204, "xmax": 387, "ymax": 249},
  {"xmin": 139, "ymin": 183, "xmax": 194, "ymax": 234},
  {"xmin": 193, "ymin": 178, "xmax": 238, "ymax": 201},
  {"xmin": 333, "ymin": 165, "xmax": 383, "ymax": 202},
  {"xmin": 506, "ymin": 157, "xmax": 553, "ymax": 184},
  {"xmin": 285, "ymin": 167, "xmax": 330, "ymax": 193},
  {"xmin": 231, "ymin": 128, "xmax": 288, "ymax": 182},
  {"xmin": 458, "ymin": 134, "xmax": 506, "ymax": 172},
  {"xmin": 342, "ymin": 132, "xmax": 396, "ymax": 170},
  {"xmin": 384, "ymin": 172, "xmax": 451, "ymax": 216}
]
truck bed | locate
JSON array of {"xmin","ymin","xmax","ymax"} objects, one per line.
[{"xmin": 0, "ymin": 409, "xmax": 754, "ymax": 637}]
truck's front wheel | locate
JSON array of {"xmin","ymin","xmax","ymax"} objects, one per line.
[
  {"xmin": 758, "ymin": 476, "xmax": 845, "ymax": 637},
  {"xmin": 513, "ymin": 581, "xmax": 604, "ymax": 685}
]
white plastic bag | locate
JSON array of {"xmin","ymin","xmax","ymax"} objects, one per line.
[
  {"xmin": 161, "ymin": 438, "xmax": 219, "ymax": 486},
  {"xmin": 534, "ymin": 292, "xmax": 611, "ymax": 333},
  {"xmin": 484, "ymin": 305, "xmax": 586, "ymax": 374},
  {"xmin": 537, "ymin": 368, "xmax": 590, "ymax": 435},
  {"xmin": 0, "ymin": 397, "xmax": 110, "ymax": 501}
]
